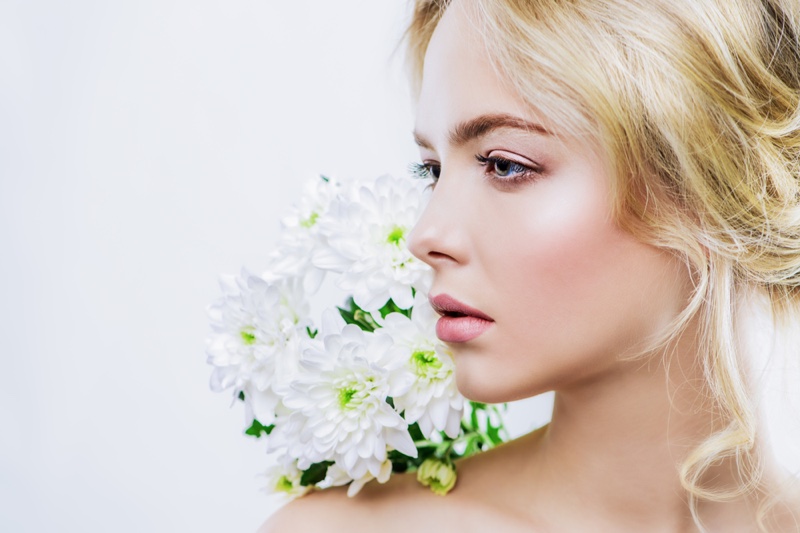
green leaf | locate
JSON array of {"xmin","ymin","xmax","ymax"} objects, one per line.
[
  {"xmin": 417, "ymin": 446, "xmax": 436, "ymax": 462},
  {"xmin": 353, "ymin": 309, "xmax": 379, "ymax": 331},
  {"xmin": 486, "ymin": 423, "xmax": 503, "ymax": 446},
  {"xmin": 469, "ymin": 405, "xmax": 479, "ymax": 430},
  {"xmin": 337, "ymin": 298, "xmax": 378, "ymax": 332},
  {"xmin": 487, "ymin": 405, "xmax": 509, "ymax": 445},
  {"xmin": 377, "ymin": 298, "xmax": 411, "ymax": 319},
  {"xmin": 244, "ymin": 419, "xmax": 274, "ymax": 438},
  {"xmin": 389, "ymin": 446, "xmax": 433, "ymax": 473},
  {"xmin": 390, "ymin": 461, "xmax": 408, "ymax": 473},
  {"xmin": 300, "ymin": 461, "xmax": 334, "ymax": 487},
  {"xmin": 338, "ymin": 306, "xmax": 356, "ymax": 324},
  {"xmin": 388, "ymin": 447, "xmax": 419, "ymax": 463},
  {"xmin": 462, "ymin": 435, "xmax": 482, "ymax": 457},
  {"xmin": 238, "ymin": 391, "xmax": 245, "ymax": 402},
  {"xmin": 407, "ymin": 422, "xmax": 425, "ymax": 442},
  {"xmin": 388, "ymin": 449, "xmax": 414, "ymax": 470},
  {"xmin": 306, "ymin": 326, "xmax": 318, "ymax": 339}
]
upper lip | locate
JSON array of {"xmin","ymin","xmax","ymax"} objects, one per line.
[{"xmin": 429, "ymin": 294, "xmax": 494, "ymax": 321}]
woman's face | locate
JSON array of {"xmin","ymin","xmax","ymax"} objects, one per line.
[{"xmin": 408, "ymin": 1, "xmax": 693, "ymax": 403}]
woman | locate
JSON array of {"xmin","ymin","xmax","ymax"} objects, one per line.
[{"xmin": 262, "ymin": 0, "xmax": 800, "ymax": 530}]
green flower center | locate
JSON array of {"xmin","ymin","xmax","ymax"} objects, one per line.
[
  {"xmin": 411, "ymin": 350, "xmax": 442, "ymax": 377},
  {"xmin": 276, "ymin": 475, "xmax": 294, "ymax": 493},
  {"xmin": 240, "ymin": 328, "xmax": 257, "ymax": 345},
  {"xmin": 338, "ymin": 387, "xmax": 359, "ymax": 409},
  {"xmin": 387, "ymin": 226, "xmax": 405, "ymax": 246},
  {"xmin": 300, "ymin": 212, "xmax": 319, "ymax": 228}
]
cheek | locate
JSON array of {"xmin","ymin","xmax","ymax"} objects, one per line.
[
  {"xmin": 476, "ymin": 172, "xmax": 687, "ymax": 372},
  {"xmin": 483, "ymin": 174, "xmax": 622, "ymax": 320},
  {"xmin": 516, "ymin": 202, "xmax": 642, "ymax": 319},
  {"xmin": 518, "ymin": 190, "xmax": 611, "ymax": 302}
]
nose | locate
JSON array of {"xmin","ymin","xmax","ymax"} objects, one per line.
[{"xmin": 408, "ymin": 175, "xmax": 469, "ymax": 269}]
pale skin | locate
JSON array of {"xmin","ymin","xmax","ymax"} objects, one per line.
[{"xmin": 260, "ymin": 1, "xmax": 799, "ymax": 531}]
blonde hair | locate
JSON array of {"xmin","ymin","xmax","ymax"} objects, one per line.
[{"xmin": 406, "ymin": 0, "xmax": 800, "ymax": 528}]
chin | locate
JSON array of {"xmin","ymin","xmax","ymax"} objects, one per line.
[
  {"xmin": 453, "ymin": 359, "xmax": 535, "ymax": 404},
  {"xmin": 451, "ymin": 344, "xmax": 560, "ymax": 403}
]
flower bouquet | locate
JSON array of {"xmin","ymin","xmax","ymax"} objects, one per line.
[{"xmin": 206, "ymin": 173, "xmax": 507, "ymax": 498}]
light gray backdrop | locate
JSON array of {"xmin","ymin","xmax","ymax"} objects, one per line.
[{"xmin": 0, "ymin": 1, "xmax": 796, "ymax": 532}]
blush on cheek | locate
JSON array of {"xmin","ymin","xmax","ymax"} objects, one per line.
[
  {"xmin": 504, "ymin": 175, "xmax": 616, "ymax": 317},
  {"xmin": 484, "ymin": 165, "xmax": 680, "ymax": 373},
  {"xmin": 509, "ymin": 215, "xmax": 683, "ymax": 365}
]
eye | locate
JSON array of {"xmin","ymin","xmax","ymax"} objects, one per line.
[
  {"xmin": 492, "ymin": 158, "xmax": 522, "ymax": 177},
  {"xmin": 475, "ymin": 154, "xmax": 542, "ymax": 184},
  {"xmin": 409, "ymin": 161, "xmax": 441, "ymax": 182}
]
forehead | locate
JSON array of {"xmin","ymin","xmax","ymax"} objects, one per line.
[{"xmin": 414, "ymin": 1, "xmax": 539, "ymax": 142}]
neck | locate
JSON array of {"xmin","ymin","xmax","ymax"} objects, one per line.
[{"xmin": 518, "ymin": 317, "xmax": 767, "ymax": 532}]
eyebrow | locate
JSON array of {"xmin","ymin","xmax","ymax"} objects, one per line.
[{"xmin": 413, "ymin": 113, "xmax": 549, "ymax": 150}]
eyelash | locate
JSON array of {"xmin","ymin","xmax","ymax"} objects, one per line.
[
  {"xmin": 409, "ymin": 155, "xmax": 542, "ymax": 186},
  {"xmin": 409, "ymin": 161, "xmax": 440, "ymax": 183}
]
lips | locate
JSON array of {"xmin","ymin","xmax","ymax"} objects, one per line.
[{"xmin": 430, "ymin": 294, "xmax": 494, "ymax": 343}]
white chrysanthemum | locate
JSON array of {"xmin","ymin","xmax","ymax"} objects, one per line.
[
  {"xmin": 312, "ymin": 174, "xmax": 432, "ymax": 312},
  {"xmin": 380, "ymin": 294, "xmax": 464, "ymax": 439},
  {"xmin": 321, "ymin": 459, "xmax": 392, "ymax": 497},
  {"xmin": 206, "ymin": 270, "xmax": 311, "ymax": 424},
  {"xmin": 268, "ymin": 175, "xmax": 341, "ymax": 294},
  {"xmin": 263, "ymin": 456, "xmax": 311, "ymax": 499},
  {"xmin": 269, "ymin": 310, "xmax": 417, "ymax": 481}
]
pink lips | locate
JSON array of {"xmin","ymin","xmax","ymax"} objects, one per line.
[{"xmin": 430, "ymin": 294, "xmax": 495, "ymax": 343}]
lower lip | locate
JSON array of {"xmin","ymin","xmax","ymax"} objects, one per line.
[{"xmin": 436, "ymin": 316, "xmax": 494, "ymax": 343}]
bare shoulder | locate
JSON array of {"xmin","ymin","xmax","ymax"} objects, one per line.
[
  {"xmin": 256, "ymin": 473, "xmax": 439, "ymax": 533},
  {"xmin": 257, "ymin": 431, "xmax": 549, "ymax": 533},
  {"xmin": 258, "ymin": 489, "xmax": 354, "ymax": 533},
  {"xmin": 256, "ymin": 487, "xmax": 359, "ymax": 533}
]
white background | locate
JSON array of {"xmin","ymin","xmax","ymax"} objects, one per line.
[
  {"xmin": 0, "ymin": 1, "xmax": 553, "ymax": 531},
  {"xmin": 0, "ymin": 1, "xmax": 796, "ymax": 532}
]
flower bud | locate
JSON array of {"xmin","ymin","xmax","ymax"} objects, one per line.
[
  {"xmin": 416, "ymin": 458, "xmax": 457, "ymax": 495},
  {"xmin": 264, "ymin": 461, "xmax": 310, "ymax": 499}
]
